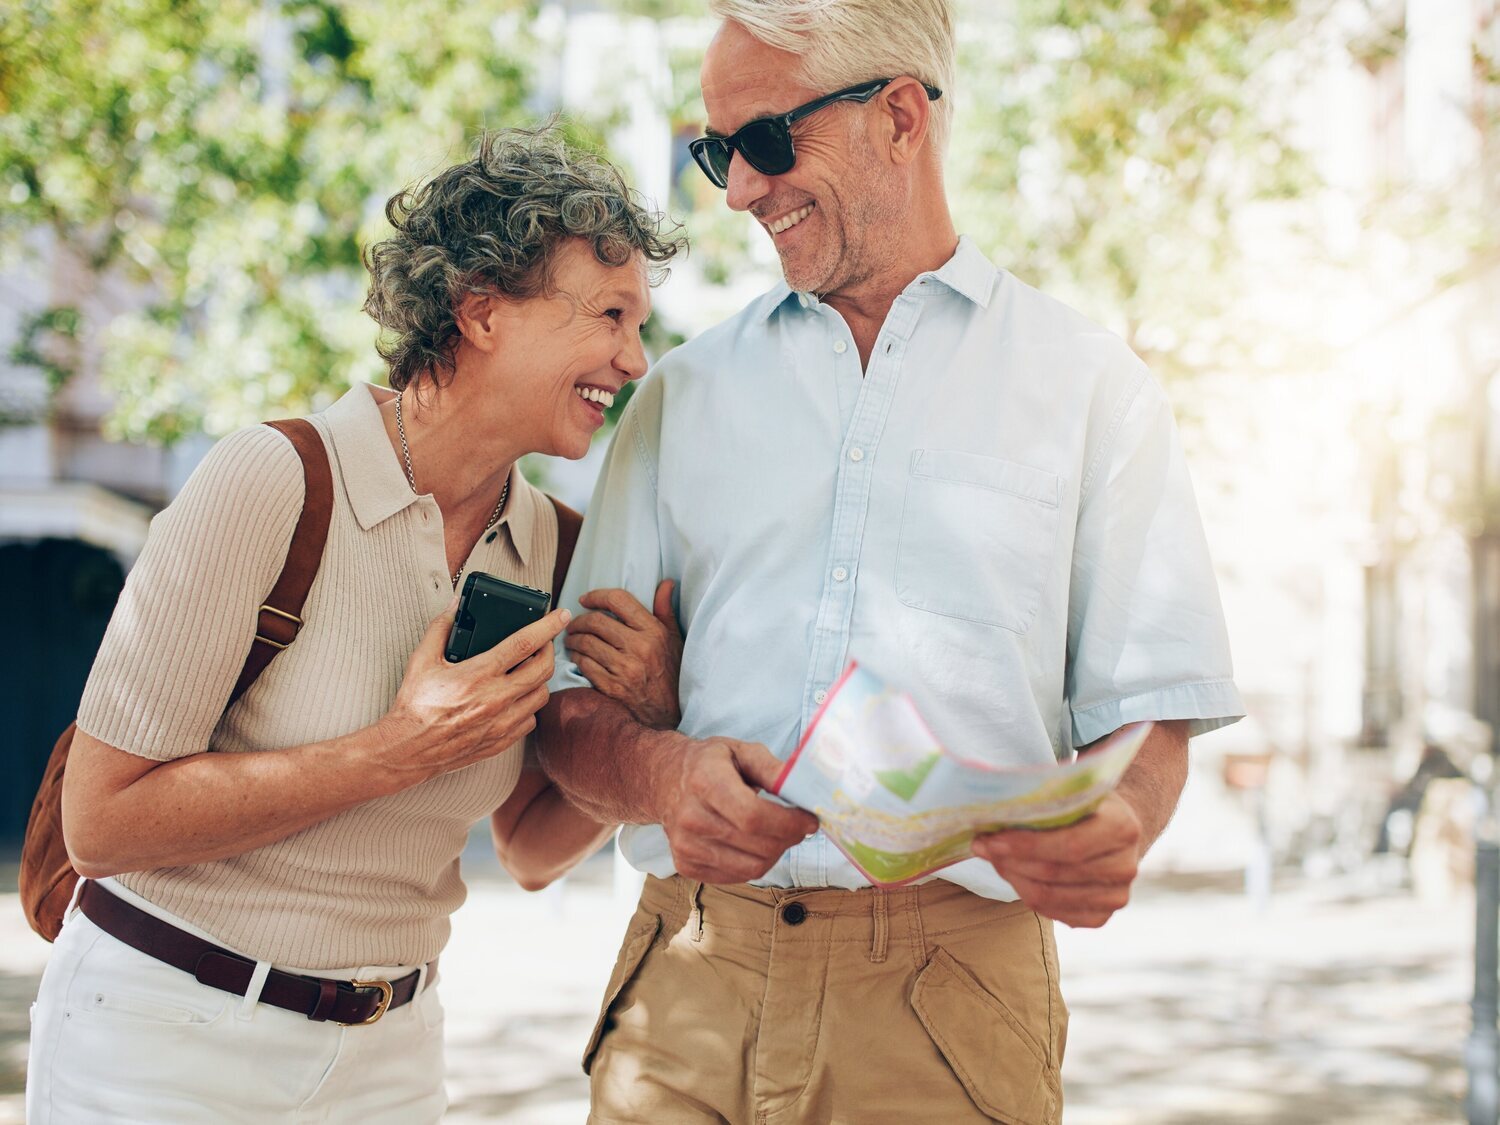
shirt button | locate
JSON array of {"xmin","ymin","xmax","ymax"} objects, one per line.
[
  {"xmin": 849, "ymin": 447, "xmax": 864, "ymax": 462},
  {"xmin": 833, "ymin": 340, "xmax": 848, "ymax": 355},
  {"xmin": 781, "ymin": 902, "xmax": 807, "ymax": 925},
  {"xmin": 832, "ymin": 566, "xmax": 848, "ymax": 582},
  {"xmin": 815, "ymin": 689, "xmax": 828, "ymax": 705}
]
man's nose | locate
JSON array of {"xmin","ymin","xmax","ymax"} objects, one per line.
[{"xmin": 724, "ymin": 151, "xmax": 771, "ymax": 213}]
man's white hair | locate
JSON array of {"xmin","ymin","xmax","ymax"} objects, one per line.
[{"xmin": 708, "ymin": 0, "xmax": 956, "ymax": 154}]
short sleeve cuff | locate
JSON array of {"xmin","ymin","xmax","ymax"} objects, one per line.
[{"xmin": 1071, "ymin": 679, "xmax": 1245, "ymax": 746}]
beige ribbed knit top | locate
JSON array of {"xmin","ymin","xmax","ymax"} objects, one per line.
[{"xmin": 77, "ymin": 384, "xmax": 558, "ymax": 968}]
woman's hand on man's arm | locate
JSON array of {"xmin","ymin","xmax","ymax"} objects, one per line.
[{"xmin": 564, "ymin": 579, "xmax": 684, "ymax": 730}]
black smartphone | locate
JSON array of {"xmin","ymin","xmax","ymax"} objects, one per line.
[{"xmin": 444, "ymin": 572, "xmax": 551, "ymax": 663}]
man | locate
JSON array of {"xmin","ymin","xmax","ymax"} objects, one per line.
[{"xmin": 537, "ymin": 1, "xmax": 1244, "ymax": 1120}]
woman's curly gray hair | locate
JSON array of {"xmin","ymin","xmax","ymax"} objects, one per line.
[{"xmin": 363, "ymin": 127, "xmax": 686, "ymax": 391}]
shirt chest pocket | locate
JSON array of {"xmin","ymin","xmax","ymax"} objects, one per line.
[{"xmin": 896, "ymin": 450, "xmax": 1062, "ymax": 635}]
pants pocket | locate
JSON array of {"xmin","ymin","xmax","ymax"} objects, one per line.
[
  {"xmin": 82, "ymin": 987, "xmax": 227, "ymax": 1026},
  {"xmin": 910, "ymin": 947, "xmax": 1060, "ymax": 1125},
  {"xmin": 581, "ymin": 912, "xmax": 661, "ymax": 1075}
]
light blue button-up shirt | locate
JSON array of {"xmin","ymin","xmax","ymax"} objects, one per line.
[{"xmin": 551, "ymin": 237, "xmax": 1244, "ymax": 899}]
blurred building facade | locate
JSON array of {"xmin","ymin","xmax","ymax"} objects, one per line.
[{"xmin": 1175, "ymin": 0, "xmax": 1500, "ymax": 880}]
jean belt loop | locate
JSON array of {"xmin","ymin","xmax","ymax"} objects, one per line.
[
  {"xmin": 870, "ymin": 890, "xmax": 889, "ymax": 964},
  {"xmin": 236, "ymin": 960, "xmax": 273, "ymax": 1021}
]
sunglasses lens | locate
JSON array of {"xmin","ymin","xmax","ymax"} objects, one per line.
[
  {"xmin": 737, "ymin": 122, "xmax": 795, "ymax": 176},
  {"xmin": 691, "ymin": 139, "xmax": 733, "ymax": 188}
]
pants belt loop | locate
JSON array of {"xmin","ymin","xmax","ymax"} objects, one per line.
[
  {"xmin": 64, "ymin": 876, "xmax": 88, "ymax": 923},
  {"xmin": 691, "ymin": 881, "xmax": 706, "ymax": 943},
  {"xmin": 237, "ymin": 960, "xmax": 273, "ymax": 1021},
  {"xmin": 870, "ymin": 891, "xmax": 889, "ymax": 964}
]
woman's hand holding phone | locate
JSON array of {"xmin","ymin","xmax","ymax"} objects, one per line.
[{"xmin": 372, "ymin": 601, "xmax": 570, "ymax": 791}]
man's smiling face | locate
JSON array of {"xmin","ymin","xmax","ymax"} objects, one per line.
[{"xmin": 700, "ymin": 21, "xmax": 901, "ymax": 299}]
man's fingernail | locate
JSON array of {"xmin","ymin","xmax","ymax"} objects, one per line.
[{"xmin": 559, "ymin": 609, "xmax": 572, "ymax": 625}]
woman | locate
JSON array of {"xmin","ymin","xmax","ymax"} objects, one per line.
[{"xmin": 26, "ymin": 128, "xmax": 687, "ymax": 1122}]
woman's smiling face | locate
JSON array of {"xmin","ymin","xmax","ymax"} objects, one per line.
[{"xmin": 486, "ymin": 239, "xmax": 652, "ymax": 460}]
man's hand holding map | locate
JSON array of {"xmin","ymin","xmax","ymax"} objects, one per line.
[{"xmin": 770, "ymin": 662, "xmax": 1154, "ymax": 886}]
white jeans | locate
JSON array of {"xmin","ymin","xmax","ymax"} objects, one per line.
[{"xmin": 26, "ymin": 906, "xmax": 448, "ymax": 1123}]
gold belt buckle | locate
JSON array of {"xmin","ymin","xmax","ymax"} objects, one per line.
[{"xmin": 339, "ymin": 979, "xmax": 393, "ymax": 1026}]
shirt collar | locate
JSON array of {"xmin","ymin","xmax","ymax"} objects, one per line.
[
  {"xmin": 322, "ymin": 383, "xmax": 419, "ymax": 531},
  {"xmin": 756, "ymin": 234, "xmax": 997, "ymax": 323},
  {"xmin": 500, "ymin": 466, "xmax": 539, "ymax": 563},
  {"xmin": 322, "ymin": 383, "xmax": 543, "ymax": 564},
  {"xmin": 923, "ymin": 235, "xmax": 998, "ymax": 307}
]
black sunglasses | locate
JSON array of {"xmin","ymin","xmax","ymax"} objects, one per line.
[{"xmin": 688, "ymin": 77, "xmax": 943, "ymax": 189}]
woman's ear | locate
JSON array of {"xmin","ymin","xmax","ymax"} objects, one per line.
[{"xmin": 454, "ymin": 292, "xmax": 502, "ymax": 354}]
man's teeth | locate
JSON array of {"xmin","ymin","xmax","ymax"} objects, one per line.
[
  {"xmin": 768, "ymin": 205, "xmax": 814, "ymax": 235},
  {"xmin": 576, "ymin": 386, "xmax": 615, "ymax": 408}
]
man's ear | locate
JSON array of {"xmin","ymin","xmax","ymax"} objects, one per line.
[
  {"xmin": 454, "ymin": 292, "xmax": 502, "ymax": 354},
  {"xmin": 879, "ymin": 77, "xmax": 932, "ymax": 166}
]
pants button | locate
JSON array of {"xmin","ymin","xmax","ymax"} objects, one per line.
[{"xmin": 781, "ymin": 902, "xmax": 807, "ymax": 925}]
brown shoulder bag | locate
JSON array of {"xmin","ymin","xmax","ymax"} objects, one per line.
[{"xmin": 19, "ymin": 420, "xmax": 333, "ymax": 940}]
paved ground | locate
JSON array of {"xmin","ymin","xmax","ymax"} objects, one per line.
[{"xmin": 0, "ymin": 853, "xmax": 1470, "ymax": 1124}]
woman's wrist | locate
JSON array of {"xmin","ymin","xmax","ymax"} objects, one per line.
[{"xmin": 360, "ymin": 713, "xmax": 437, "ymax": 797}]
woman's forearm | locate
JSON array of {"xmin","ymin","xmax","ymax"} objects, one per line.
[
  {"xmin": 490, "ymin": 768, "xmax": 616, "ymax": 891},
  {"xmin": 63, "ymin": 610, "xmax": 566, "ymax": 879},
  {"xmin": 62, "ymin": 724, "xmax": 425, "ymax": 878}
]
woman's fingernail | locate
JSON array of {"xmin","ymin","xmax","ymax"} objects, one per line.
[{"xmin": 559, "ymin": 609, "xmax": 572, "ymax": 625}]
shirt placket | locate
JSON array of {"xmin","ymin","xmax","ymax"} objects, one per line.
[
  {"xmin": 789, "ymin": 296, "xmax": 923, "ymax": 885},
  {"xmin": 412, "ymin": 496, "xmax": 453, "ymax": 616}
]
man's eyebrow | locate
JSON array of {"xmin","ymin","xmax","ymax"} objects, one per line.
[{"xmin": 704, "ymin": 104, "xmax": 782, "ymax": 139}]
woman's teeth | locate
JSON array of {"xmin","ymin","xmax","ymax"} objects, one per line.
[
  {"xmin": 576, "ymin": 386, "xmax": 615, "ymax": 408},
  {"xmin": 768, "ymin": 205, "xmax": 814, "ymax": 235}
]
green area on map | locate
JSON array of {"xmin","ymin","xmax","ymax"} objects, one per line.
[
  {"xmin": 873, "ymin": 752, "xmax": 940, "ymax": 801},
  {"xmin": 833, "ymin": 796, "xmax": 1106, "ymax": 884}
]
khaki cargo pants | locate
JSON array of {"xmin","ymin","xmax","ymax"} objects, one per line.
[{"xmin": 584, "ymin": 875, "xmax": 1067, "ymax": 1124}]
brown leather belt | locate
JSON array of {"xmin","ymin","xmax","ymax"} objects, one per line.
[{"xmin": 79, "ymin": 880, "xmax": 430, "ymax": 1026}]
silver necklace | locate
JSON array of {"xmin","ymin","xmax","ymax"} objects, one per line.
[{"xmin": 394, "ymin": 390, "xmax": 510, "ymax": 587}]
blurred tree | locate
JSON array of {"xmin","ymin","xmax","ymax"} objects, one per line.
[
  {"xmin": 2, "ymin": 0, "xmax": 1331, "ymax": 440},
  {"xmin": 0, "ymin": 0, "xmax": 553, "ymax": 443},
  {"xmin": 949, "ymin": 0, "xmax": 1324, "ymax": 380}
]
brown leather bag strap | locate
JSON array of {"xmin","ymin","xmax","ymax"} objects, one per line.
[
  {"xmin": 229, "ymin": 419, "xmax": 334, "ymax": 705},
  {"xmin": 548, "ymin": 494, "xmax": 583, "ymax": 606}
]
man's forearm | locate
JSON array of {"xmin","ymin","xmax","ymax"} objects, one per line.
[
  {"xmin": 1113, "ymin": 719, "xmax": 1190, "ymax": 857},
  {"xmin": 534, "ymin": 687, "xmax": 689, "ymax": 824}
]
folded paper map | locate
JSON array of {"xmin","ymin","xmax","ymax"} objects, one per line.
[{"xmin": 770, "ymin": 662, "xmax": 1153, "ymax": 886}]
